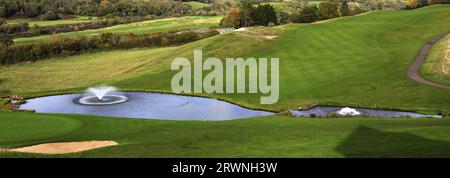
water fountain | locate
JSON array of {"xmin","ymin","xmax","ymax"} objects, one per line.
[
  {"xmin": 337, "ymin": 107, "xmax": 361, "ymax": 116},
  {"xmin": 78, "ymin": 86, "xmax": 128, "ymax": 105}
]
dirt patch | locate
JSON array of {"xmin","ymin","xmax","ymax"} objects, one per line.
[
  {"xmin": 264, "ymin": 36, "xmax": 278, "ymax": 40},
  {"xmin": 9, "ymin": 141, "xmax": 118, "ymax": 154}
]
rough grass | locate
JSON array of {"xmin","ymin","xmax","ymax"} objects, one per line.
[
  {"xmin": 13, "ymin": 16, "xmax": 222, "ymax": 45},
  {"xmin": 1, "ymin": 111, "xmax": 450, "ymax": 158},
  {"xmin": 7, "ymin": 16, "xmax": 97, "ymax": 27},
  {"xmin": 421, "ymin": 34, "xmax": 450, "ymax": 85}
]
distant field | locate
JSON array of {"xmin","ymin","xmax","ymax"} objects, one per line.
[
  {"xmin": 184, "ymin": 1, "xmax": 210, "ymax": 9},
  {"xmin": 1, "ymin": 111, "xmax": 449, "ymax": 158},
  {"xmin": 13, "ymin": 16, "xmax": 222, "ymax": 45},
  {"xmin": 267, "ymin": 1, "xmax": 358, "ymax": 14},
  {"xmin": 421, "ymin": 34, "xmax": 450, "ymax": 85},
  {"xmin": 7, "ymin": 16, "xmax": 97, "ymax": 27}
]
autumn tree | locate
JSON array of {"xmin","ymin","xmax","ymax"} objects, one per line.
[{"xmin": 221, "ymin": 7, "xmax": 242, "ymax": 28}]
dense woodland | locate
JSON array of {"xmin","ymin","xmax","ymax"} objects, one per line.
[{"xmin": 0, "ymin": 0, "xmax": 193, "ymax": 18}]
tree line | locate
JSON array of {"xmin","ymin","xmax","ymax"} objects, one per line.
[
  {"xmin": 0, "ymin": 15, "xmax": 167, "ymax": 38},
  {"xmin": 0, "ymin": 29, "xmax": 219, "ymax": 65},
  {"xmin": 0, "ymin": 0, "xmax": 193, "ymax": 18}
]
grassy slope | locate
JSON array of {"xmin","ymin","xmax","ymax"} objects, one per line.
[
  {"xmin": 118, "ymin": 5, "xmax": 450, "ymax": 113},
  {"xmin": 421, "ymin": 34, "xmax": 450, "ymax": 85},
  {"xmin": 7, "ymin": 16, "xmax": 97, "ymax": 27},
  {"xmin": 1, "ymin": 112, "xmax": 449, "ymax": 158},
  {"xmin": 13, "ymin": 16, "xmax": 222, "ymax": 45},
  {"xmin": 1, "ymin": 5, "xmax": 450, "ymax": 113}
]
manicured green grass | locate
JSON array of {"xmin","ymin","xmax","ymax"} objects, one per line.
[
  {"xmin": 184, "ymin": 1, "xmax": 210, "ymax": 9},
  {"xmin": 1, "ymin": 5, "xmax": 450, "ymax": 113},
  {"xmin": 0, "ymin": 111, "xmax": 449, "ymax": 158},
  {"xmin": 7, "ymin": 16, "xmax": 97, "ymax": 27},
  {"xmin": 13, "ymin": 16, "xmax": 222, "ymax": 45},
  {"xmin": 421, "ymin": 34, "xmax": 450, "ymax": 85}
]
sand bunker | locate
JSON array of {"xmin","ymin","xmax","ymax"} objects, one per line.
[
  {"xmin": 264, "ymin": 36, "xmax": 278, "ymax": 40},
  {"xmin": 9, "ymin": 141, "xmax": 118, "ymax": 154}
]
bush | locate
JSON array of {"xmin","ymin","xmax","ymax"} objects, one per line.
[
  {"xmin": 221, "ymin": 7, "xmax": 242, "ymax": 28},
  {"xmin": 440, "ymin": 111, "xmax": 449, "ymax": 117},
  {"xmin": 277, "ymin": 10, "xmax": 289, "ymax": 24},
  {"xmin": 251, "ymin": 4, "xmax": 278, "ymax": 26},
  {"xmin": 318, "ymin": 0, "xmax": 341, "ymax": 20},
  {"xmin": 291, "ymin": 5, "xmax": 319, "ymax": 23},
  {"xmin": 328, "ymin": 112, "xmax": 338, "ymax": 118},
  {"xmin": 41, "ymin": 11, "xmax": 60, "ymax": 20},
  {"xmin": 428, "ymin": 0, "xmax": 450, "ymax": 4},
  {"xmin": 340, "ymin": 0, "xmax": 352, "ymax": 16}
]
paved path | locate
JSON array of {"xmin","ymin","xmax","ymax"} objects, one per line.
[{"xmin": 406, "ymin": 31, "xmax": 450, "ymax": 90}]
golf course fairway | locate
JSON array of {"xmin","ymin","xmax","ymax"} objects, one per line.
[{"xmin": 0, "ymin": 5, "xmax": 450, "ymax": 157}]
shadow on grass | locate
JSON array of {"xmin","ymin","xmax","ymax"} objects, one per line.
[{"xmin": 335, "ymin": 126, "xmax": 450, "ymax": 158}]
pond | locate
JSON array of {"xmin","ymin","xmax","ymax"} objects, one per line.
[
  {"xmin": 19, "ymin": 92, "xmax": 274, "ymax": 121},
  {"xmin": 289, "ymin": 106, "xmax": 441, "ymax": 118}
]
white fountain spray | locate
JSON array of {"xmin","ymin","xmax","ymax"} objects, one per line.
[
  {"xmin": 337, "ymin": 107, "xmax": 361, "ymax": 116},
  {"xmin": 78, "ymin": 86, "xmax": 128, "ymax": 105},
  {"xmin": 87, "ymin": 86, "xmax": 117, "ymax": 100}
]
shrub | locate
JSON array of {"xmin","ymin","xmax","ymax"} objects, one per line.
[
  {"xmin": 428, "ymin": 0, "xmax": 450, "ymax": 4},
  {"xmin": 41, "ymin": 11, "xmax": 60, "ymax": 20},
  {"xmin": 440, "ymin": 111, "xmax": 449, "ymax": 117},
  {"xmin": 0, "ymin": 33, "xmax": 12, "ymax": 46},
  {"xmin": 318, "ymin": 0, "xmax": 341, "ymax": 20},
  {"xmin": 277, "ymin": 10, "xmax": 289, "ymax": 24},
  {"xmin": 251, "ymin": 4, "xmax": 278, "ymax": 26},
  {"xmin": 340, "ymin": 0, "xmax": 352, "ymax": 16},
  {"xmin": 292, "ymin": 5, "xmax": 319, "ymax": 23},
  {"xmin": 221, "ymin": 7, "xmax": 242, "ymax": 28},
  {"xmin": 328, "ymin": 112, "xmax": 338, "ymax": 118}
]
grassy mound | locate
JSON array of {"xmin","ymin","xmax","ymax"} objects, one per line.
[{"xmin": 421, "ymin": 34, "xmax": 450, "ymax": 85}]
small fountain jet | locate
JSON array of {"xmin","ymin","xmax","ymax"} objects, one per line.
[
  {"xmin": 87, "ymin": 86, "xmax": 117, "ymax": 101},
  {"xmin": 78, "ymin": 86, "xmax": 128, "ymax": 105}
]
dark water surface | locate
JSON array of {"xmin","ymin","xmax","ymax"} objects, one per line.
[
  {"xmin": 289, "ymin": 106, "xmax": 441, "ymax": 118},
  {"xmin": 19, "ymin": 92, "xmax": 273, "ymax": 120}
]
